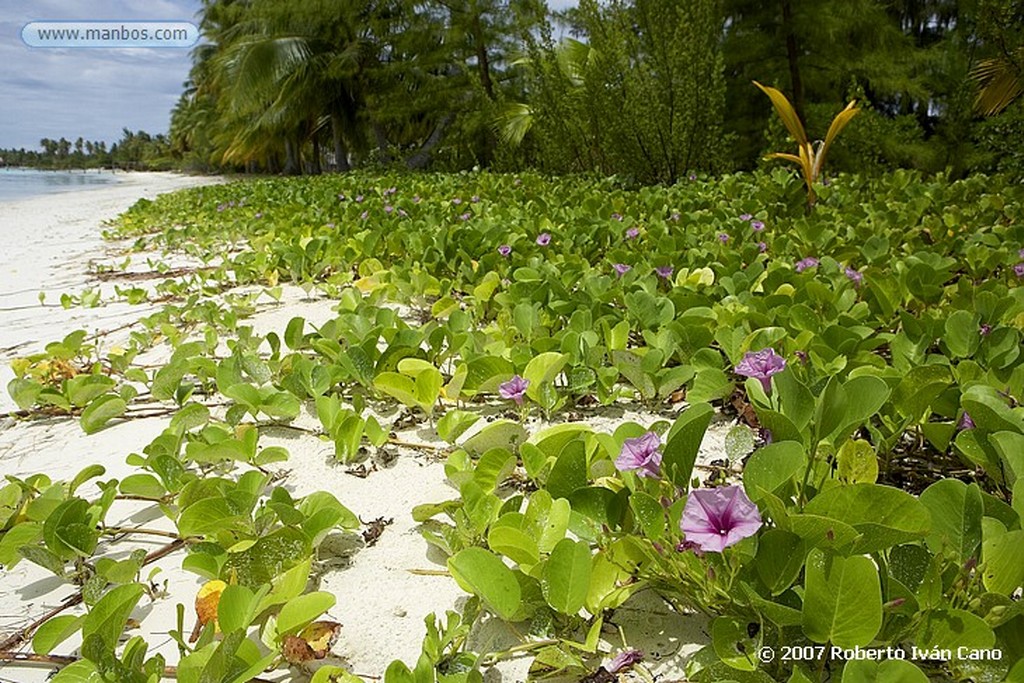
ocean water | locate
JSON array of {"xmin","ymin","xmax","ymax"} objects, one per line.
[{"xmin": 0, "ymin": 168, "xmax": 118, "ymax": 202}]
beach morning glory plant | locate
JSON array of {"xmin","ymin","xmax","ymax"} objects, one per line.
[
  {"xmin": 615, "ymin": 432, "xmax": 663, "ymax": 478},
  {"xmin": 735, "ymin": 348, "xmax": 786, "ymax": 394},
  {"xmin": 680, "ymin": 485, "xmax": 762, "ymax": 552}
]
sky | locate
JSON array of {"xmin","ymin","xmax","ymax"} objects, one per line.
[{"xmin": 0, "ymin": 0, "xmax": 578, "ymax": 151}]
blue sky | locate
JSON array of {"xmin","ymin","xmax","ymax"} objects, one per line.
[{"xmin": 0, "ymin": 0, "xmax": 578, "ymax": 151}]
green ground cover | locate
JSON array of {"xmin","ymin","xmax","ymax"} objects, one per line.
[{"xmin": 3, "ymin": 170, "xmax": 1024, "ymax": 682}]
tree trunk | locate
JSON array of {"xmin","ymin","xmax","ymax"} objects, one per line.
[
  {"xmin": 405, "ymin": 113, "xmax": 455, "ymax": 170},
  {"xmin": 780, "ymin": 0, "xmax": 806, "ymax": 125},
  {"xmin": 310, "ymin": 134, "xmax": 322, "ymax": 175},
  {"xmin": 373, "ymin": 124, "xmax": 393, "ymax": 164},
  {"xmin": 283, "ymin": 138, "xmax": 301, "ymax": 175},
  {"xmin": 331, "ymin": 114, "xmax": 351, "ymax": 172}
]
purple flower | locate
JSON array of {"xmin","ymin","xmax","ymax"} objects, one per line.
[
  {"xmin": 680, "ymin": 485, "xmax": 762, "ymax": 553},
  {"xmin": 398, "ymin": 209, "xmax": 408, "ymax": 218},
  {"xmin": 326, "ymin": 222, "xmax": 335, "ymax": 228},
  {"xmin": 958, "ymin": 412, "xmax": 975, "ymax": 431},
  {"xmin": 471, "ymin": 195, "xmax": 480, "ymax": 203},
  {"xmin": 1019, "ymin": 248, "xmax": 1024, "ymax": 259},
  {"xmin": 384, "ymin": 205, "xmax": 394, "ymax": 214},
  {"xmin": 499, "ymin": 375, "xmax": 529, "ymax": 405},
  {"xmin": 611, "ymin": 212, "xmax": 624, "ymax": 222},
  {"xmin": 615, "ymin": 432, "xmax": 662, "ymax": 479},
  {"xmin": 739, "ymin": 213, "xmax": 753, "ymax": 221},
  {"xmin": 717, "ymin": 233, "xmax": 730, "ymax": 243},
  {"xmin": 413, "ymin": 195, "xmax": 421, "ymax": 203},
  {"xmin": 355, "ymin": 195, "xmax": 364, "ymax": 203},
  {"xmin": 795, "ymin": 257, "xmax": 820, "ymax": 273},
  {"xmin": 254, "ymin": 212, "xmax": 263, "ymax": 219},
  {"xmin": 670, "ymin": 212, "xmax": 681, "ymax": 221},
  {"xmin": 751, "ymin": 220, "xmax": 765, "ymax": 232},
  {"xmin": 757, "ymin": 241, "xmax": 768, "ymax": 253},
  {"xmin": 498, "ymin": 244, "xmax": 512, "ymax": 257},
  {"xmin": 536, "ymin": 233, "xmax": 551, "ymax": 246},
  {"xmin": 735, "ymin": 348, "xmax": 786, "ymax": 394},
  {"xmin": 606, "ymin": 649, "xmax": 643, "ymax": 674},
  {"xmin": 384, "ymin": 186, "xmax": 397, "ymax": 196},
  {"xmin": 338, "ymin": 193, "xmax": 346, "ymax": 201},
  {"xmin": 513, "ymin": 178, "xmax": 522, "ymax": 186},
  {"xmin": 758, "ymin": 428, "xmax": 773, "ymax": 445},
  {"xmin": 1014, "ymin": 263, "xmax": 1024, "ymax": 278},
  {"xmin": 460, "ymin": 212, "xmax": 471, "ymax": 221},
  {"xmin": 613, "ymin": 263, "xmax": 632, "ymax": 277},
  {"xmin": 689, "ymin": 173, "xmax": 697, "ymax": 181},
  {"xmin": 844, "ymin": 267, "xmax": 863, "ymax": 286},
  {"xmin": 216, "ymin": 203, "xmax": 227, "ymax": 212},
  {"xmin": 655, "ymin": 266, "xmax": 674, "ymax": 279},
  {"xmin": 452, "ymin": 197, "xmax": 463, "ymax": 205},
  {"xmin": 980, "ymin": 323, "xmax": 992, "ymax": 336},
  {"xmin": 360, "ymin": 211, "xmax": 369, "ymax": 220},
  {"xmin": 625, "ymin": 227, "xmax": 640, "ymax": 240}
]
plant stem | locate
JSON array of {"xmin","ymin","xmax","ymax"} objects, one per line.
[
  {"xmin": 480, "ymin": 638, "xmax": 561, "ymax": 665},
  {"xmin": 0, "ymin": 651, "xmax": 279, "ymax": 682},
  {"xmin": 103, "ymin": 526, "xmax": 183, "ymax": 540}
]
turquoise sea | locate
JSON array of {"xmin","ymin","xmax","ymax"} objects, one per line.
[{"xmin": 0, "ymin": 168, "xmax": 118, "ymax": 202}]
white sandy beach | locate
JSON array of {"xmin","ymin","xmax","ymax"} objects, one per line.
[{"xmin": 0, "ymin": 174, "xmax": 720, "ymax": 682}]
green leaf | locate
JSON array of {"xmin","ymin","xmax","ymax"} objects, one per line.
[
  {"xmin": 743, "ymin": 441, "xmax": 805, "ymax": 502},
  {"xmin": 68, "ymin": 465, "xmax": 105, "ymax": 495},
  {"xmin": 546, "ymin": 439, "xmax": 588, "ymax": 499},
  {"xmin": 217, "ymin": 584, "xmax": 256, "ymax": 633},
  {"xmin": 522, "ymin": 352, "xmax": 568, "ymax": 402},
  {"xmin": 49, "ymin": 659, "xmax": 101, "ymax": 683},
  {"xmin": 919, "ymin": 480, "xmax": 983, "ymax": 566},
  {"xmin": 802, "ymin": 549, "xmax": 882, "ymax": 648},
  {"xmin": 436, "ymin": 410, "xmax": 480, "ymax": 443},
  {"xmin": 542, "ymin": 539, "xmax": 592, "ymax": 615},
  {"xmin": 917, "ymin": 608, "xmax": 996, "ymax": 651},
  {"xmin": 836, "ymin": 440, "xmax": 878, "ymax": 484},
  {"xmin": 460, "ymin": 419, "xmax": 527, "ymax": 456},
  {"xmin": 803, "ymin": 484, "xmax": 930, "ymax": 554},
  {"xmin": 662, "ymin": 403, "xmax": 714, "ymax": 490},
  {"xmin": 81, "ymin": 583, "xmax": 145, "ymax": 651},
  {"xmin": 43, "ymin": 498, "xmax": 98, "ymax": 560},
  {"xmin": 276, "ymin": 591, "xmax": 336, "ymax": 637},
  {"xmin": 944, "ymin": 310, "xmax": 982, "ymax": 358},
  {"xmin": 80, "ymin": 395, "xmax": 127, "ymax": 434},
  {"xmin": 630, "ymin": 491, "xmax": 666, "ymax": 539},
  {"xmin": 32, "ymin": 614, "xmax": 84, "ymax": 655},
  {"xmin": 448, "ymin": 547, "xmax": 521, "ymax": 619},
  {"xmin": 712, "ymin": 616, "xmax": 762, "ymax": 672},
  {"xmin": 754, "ymin": 528, "xmax": 805, "ymax": 595},
  {"xmin": 981, "ymin": 529, "xmax": 1024, "ymax": 595}
]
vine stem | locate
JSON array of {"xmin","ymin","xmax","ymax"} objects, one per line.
[
  {"xmin": 0, "ymin": 651, "xmax": 279, "ymax": 682},
  {"xmin": 0, "ymin": 539, "xmax": 184, "ymax": 652},
  {"xmin": 479, "ymin": 639, "xmax": 561, "ymax": 666},
  {"xmin": 102, "ymin": 526, "xmax": 185, "ymax": 540}
]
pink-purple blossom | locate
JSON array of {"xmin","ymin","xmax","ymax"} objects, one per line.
[
  {"xmin": 718, "ymin": 233, "xmax": 730, "ymax": 243},
  {"xmin": 751, "ymin": 220, "xmax": 765, "ymax": 232},
  {"xmin": 355, "ymin": 195, "xmax": 364, "ymax": 203},
  {"xmin": 611, "ymin": 212, "xmax": 623, "ymax": 222},
  {"xmin": 360, "ymin": 211, "xmax": 369, "ymax": 220},
  {"xmin": 460, "ymin": 212, "xmax": 471, "ymax": 221},
  {"xmin": 613, "ymin": 263, "xmax": 632, "ymax": 277},
  {"xmin": 536, "ymin": 233, "xmax": 551, "ymax": 246},
  {"xmin": 499, "ymin": 375, "xmax": 529, "ymax": 405},
  {"xmin": 625, "ymin": 227, "xmax": 640, "ymax": 240},
  {"xmin": 498, "ymin": 244, "xmax": 512, "ymax": 257},
  {"xmin": 384, "ymin": 205, "xmax": 394, "ymax": 214},
  {"xmin": 795, "ymin": 257, "xmax": 820, "ymax": 273},
  {"xmin": 1015, "ymin": 263, "xmax": 1024, "ymax": 278},
  {"xmin": 739, "ymin": 213, "xmax": 753, "ymax": 221},
  {"xmin": 757, "ymin": 241, "xmax": 768, "ymax": 253},
  {"xmin": 844, "ymin": 267, "xmax": 863, "ymax": 286},
  {"xmin": 606, "ymin": 649, "xmax": 643, "ymax": 674},
  {"xmin": 735, "ymin": 348, "xmax": 786, "ymax": 394},
  {"xmin": 958, "ymin": 412, "xmax": 975, "ymax": 430},
  {"xmin": 680, "ymin": 485, "xmax": 762, "ymax": 552},
  {"xmin": 670, "ymin": 212, "xmax": 681, "ymax": 221},
  {"xmin": 656, "ymin": 266, "xmax": 674, "ymax": 279},
  {"xmin": 471, "ymin": 195, "xmax": 480, "ymax": 203},
  {"xmin": 980, "ymin": 323, "xmax": 992, "ymax": 336},
  {"xmin": 615, "ymin": 432, "xmax": 662, "ymax": 478},
  {"xmin": 452, "ymin": 197, "xmax": 463, "ymax": 205}
]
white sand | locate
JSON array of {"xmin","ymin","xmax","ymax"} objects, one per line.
[{"xmin": 0, "ymin": 175, "xmax": 718, "ymax": 683}]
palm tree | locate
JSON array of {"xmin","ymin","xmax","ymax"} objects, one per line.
[{"xmin": 972, "ymin": 47, "xmax": 1024, "ymax": 115}]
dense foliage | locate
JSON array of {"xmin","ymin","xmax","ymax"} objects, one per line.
[{"xmin": 3, "ymin": 171, "xmax": 1024, "ymax": 681}]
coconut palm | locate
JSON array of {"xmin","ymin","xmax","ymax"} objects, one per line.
[{"xmin": 972, "ymin": 47, "xmax": 1024, "ymax": 115}]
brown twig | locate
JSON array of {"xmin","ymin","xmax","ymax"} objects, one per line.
[{"xmin": 0, "ymin": 651, "xmax": 279, "ymax": 682}]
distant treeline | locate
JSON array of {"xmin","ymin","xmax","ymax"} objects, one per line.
[{"xmin": 0, "ymin": 128, "xmax": 173, "ymax": 171}]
